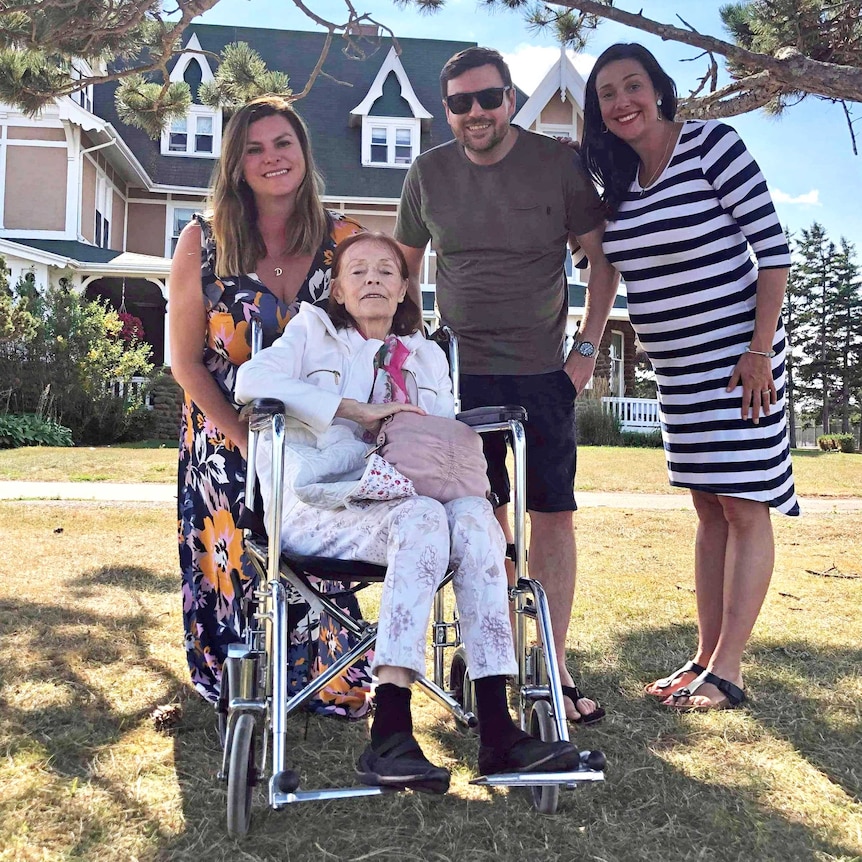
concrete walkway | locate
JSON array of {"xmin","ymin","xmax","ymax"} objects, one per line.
[{"xmin": 1, "ymin": 480, "xmax": 860, "ymax": 512}]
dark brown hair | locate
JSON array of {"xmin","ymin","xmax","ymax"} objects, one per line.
[
  {"xmin": 582, "ymin": 44, "xmax": 678, "ymax": 218},
  {"xmin": 327, "ymin": 232, "xmax": 422, "ymax": 336},
  {"xmin": 208, "ymin": 96, "xmax": 327, "ymax": 278},
  {"xmin": 439, "ymin": 46, "xmax": 513, "ymax": 98}
]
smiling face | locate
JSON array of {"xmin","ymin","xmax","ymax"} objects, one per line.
[
  {"xmin": 595, "ymin": 58, "xmax": 663, "ymax": 145},
  {"xmin": 241, "ymin": 113, "xmax": 307, "ymax": 202},
  {"xmin": 331, "ymin": 239, "xmax": 408, "ymax": 337},
  {"xmin": 444, "ymin": 63, "xmax": 516, "ymax": 164}
]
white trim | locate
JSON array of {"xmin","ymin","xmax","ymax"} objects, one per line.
[
  {"xmin": 513, "ymin": 49, "xmax": 587, "ymax": 131},
  {"xmin": 169, "ymin": 35, "xmax": 215, "ymax": 85},
  {"xmin": 350, "ymin": 46, "xmax": 433, "ymax": 125},
  {"xmin": 361, "ymin": 117, "xmax": 420, "ymax": 168},
  {"xmin": 2, "ymin": 138, "xmax": 67, "ymax": 148},
  {"xmin": 1, "ymin": 229, "xmax": 72, "ymax": 240},
  {"xmin": 165, "ymin": 203, "xmax": 199, "ymax": 257}
]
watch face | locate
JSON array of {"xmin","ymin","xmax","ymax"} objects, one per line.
[{"xmin": 577, "ymin": 340, "xmax": 595, "ymax": 357}]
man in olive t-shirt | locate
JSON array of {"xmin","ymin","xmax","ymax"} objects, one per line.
[{"xmin": 395, "ymin": 47, "xmax": 619, "ymax": 723}]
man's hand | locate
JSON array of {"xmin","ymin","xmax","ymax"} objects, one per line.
[
  {"xmin": 335, "ymin": 398, "xmax": 426, "ymax": 433},
  {"xmin": 564, "ymin": 352, "xmax": 597, "ymax": 396}
]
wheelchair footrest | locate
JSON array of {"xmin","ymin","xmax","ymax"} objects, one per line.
[
  {"xmin": 270, "ymin": 785, "xmax": 399, "ymax": 807},
  {"xmin": 470, "ymin": 768, "xmax": 605, "ymax": 787}
]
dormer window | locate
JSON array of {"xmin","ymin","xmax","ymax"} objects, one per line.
[
  {"xmin": 350, "ymin": 46, "xmax": 432, "ymax": 171},
  {"xmin": 163, "ymin": 105, "xmax": 221, "ymax": 157},
  {"xmin": 363, "ymin": 118, "xmax": 420, "ymax": 168},
  {"xmin": 161, "ymin": 35, "xmax": 222, "ymax": 158}
]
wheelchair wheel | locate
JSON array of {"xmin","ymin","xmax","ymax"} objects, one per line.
[
  {"xmin": 226, "ymin": 713, "xmax": 257, "ymax": 838},
  {"xmin": 528, "ymin": 700, "xmax": 560, "ymax": 815},
  {"xmin": 449, "ymin": 647, "xmax": 476, "ymax": 719},
  {"xmin": 217, "ymin": 658, "xmax": 237, "ymax": 750}
]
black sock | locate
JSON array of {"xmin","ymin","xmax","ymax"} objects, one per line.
[
  {"xmin": 370, "ymin": 683, "xmax": 413, "ymax": 748},
  {"xmin": 473, "ymin": 675, "xmax": 530, "ymax": 750}
]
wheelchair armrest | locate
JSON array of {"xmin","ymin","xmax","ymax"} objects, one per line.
[
  {"xmin": 239, "ymin": 398, "xmax": 286, "ymax": 432},
  {"xmin": 456, "ymin": 405, "xmax": 528, "ymax": 426}
]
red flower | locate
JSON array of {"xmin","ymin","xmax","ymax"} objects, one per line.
[{"xmin": 118, "ymin": 311, "xmax": 145, "ymax": 343}]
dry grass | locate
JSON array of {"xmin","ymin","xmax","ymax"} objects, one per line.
[
  {"xmin": 576, "ymin": 446, "xmax": 862, "ymax": 498},
  {"xmin": 1, "ymin": 501, "xmax": 860, "ymax": 861},
  {"xmin": 2, "ymin": 444, "xmax": 858, "ymax": 499},
  {"xmin": 0, "ymin": 443, "xmax": 178, "ymax": 483}
]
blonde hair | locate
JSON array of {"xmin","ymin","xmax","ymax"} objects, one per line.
[{"xmin": 208, "ymin": 96, "xmax": 328, "ymax": 278}]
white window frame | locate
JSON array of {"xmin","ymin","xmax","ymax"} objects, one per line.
[
  {"xmin": 537, "ymin": 122, "xmax": 577, "ymax": 140},
  {"xmin": 95, "ymin": 174, "xmax": 112, "ymax": 248},
  {"xmin": 161, "ymin": 104, "xmax": 222, "ymax": 158},
  {"xmin": 361, "ymin": 117, "xmax": 420, "ymax": 169},
  {"xmin": 610, "ymin": 329, "xmax": 625, "ymax": 397},
  {"xmin": 167, "ymin": 204, "xmax": 200, "ymax": 257}
]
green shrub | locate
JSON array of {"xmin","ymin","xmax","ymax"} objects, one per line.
[
  {"xmin": 577, "ymin": 398, "xmax": 622, "ymax": 446},
  {"xmin": 817, "ymin": 433, "xmax": 856, "ymax": 453},
  {"xmin": 620, "ymin": 429, "xmax": 664, "ymax": 448},
  {"xmin": 0, "ymin": 413, "xmax": 73, "ymax": 448},
  {"xmin": 0, "ymin": 274, "xmax": 153, "ymax": 445}
]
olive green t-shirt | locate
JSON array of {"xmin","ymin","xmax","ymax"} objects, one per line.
[{"xmin": 395, "ymin": 128, "xmax": 604, "ymax": 375}]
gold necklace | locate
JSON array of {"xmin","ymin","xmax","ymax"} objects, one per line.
[{"xmin": 640, "ymin": 124, "xmax": 676, "ymax": 193}]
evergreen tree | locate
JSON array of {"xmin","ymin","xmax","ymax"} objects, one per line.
[
  {"xmin": 782, "ymin": 229, "xmax": 806, "ymax": 446},
  {"xmin": 2, "ymin": 2, "xmax": 862, "ymax": 138},
  {"xmin": 791, "ymin": 223, "xmax": 862, "ymax": 434}
]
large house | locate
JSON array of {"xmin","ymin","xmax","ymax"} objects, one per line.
[{"xmin": 0, "ymin": 25, "xmax": 637, "ymax": 398}]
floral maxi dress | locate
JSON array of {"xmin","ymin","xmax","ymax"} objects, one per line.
[{"xmin": 178, "ymin": 211, "xmax": 372, "ymax": 716}]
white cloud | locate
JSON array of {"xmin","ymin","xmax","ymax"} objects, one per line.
[
  {"xmin": 503, "ymin": 44, "xmax": 596, "ymax": 96},
  {"xmin": 772, "ymin": 188, "xmax": 821, "ymax": 206}
]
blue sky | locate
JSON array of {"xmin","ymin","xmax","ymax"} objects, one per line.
[{"xmin": 199, "ymin": 0, "xmax": 862, "ymax": 249}]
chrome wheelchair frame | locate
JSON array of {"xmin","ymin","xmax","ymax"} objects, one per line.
[{"xmin": 218, "ymin": 321, "xmax": 604, "ymax": 837}]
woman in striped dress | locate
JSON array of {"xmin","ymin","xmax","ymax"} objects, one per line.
[{"xmin": 582, "ymin": 43, "xmax": 798, "ymax": 711}]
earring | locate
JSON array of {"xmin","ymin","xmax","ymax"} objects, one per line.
[
  {"xmin": 601, "ymin": 122, "xmax": 608, "ymax": 134},
  {"xmin": 657, "ymin": 98, "xmax": 663, "ymax": 106}
]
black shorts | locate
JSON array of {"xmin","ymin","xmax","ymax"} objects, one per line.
[{"xmin": 459, "ymin": 371, "xmax": 578, "ymax": 513}]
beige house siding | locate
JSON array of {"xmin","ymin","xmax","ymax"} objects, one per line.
[
  {"xmin": 7, "ymin": 126, "xmax": 66, "ymax": 142},
  {"xmin": 111, "ymin": 189, "xmax": 126, "ymax": 250},
  {"xmin": 5, "ymin": 147, "xmax": 66, "ymax": 230},
  {"xmin": 540, "ymin": 94, "xmax": 574, "ymax": 126},
  {"xmin": 352, "ymin": 213, "xmax": 395, "ymax": 234},
  {"xmin": 127, "ymin": 202, "xmax": 168, "ymax": 256},
  {"xmin": 80, "ymin": 158, "xmax": 97, "ymax": 243}
]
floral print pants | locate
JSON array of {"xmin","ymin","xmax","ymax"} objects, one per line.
[{"xmin": 283, "ymin": 495, "xmax": 518, "ymax": 680}]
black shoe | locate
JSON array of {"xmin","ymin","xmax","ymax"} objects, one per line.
[
  {"xmin": 356, "ymin": 732, "xmax": 450, "ymax": 794},
  {"xmin": 478, "ymin": 735, "xmax": 580, "ymax": 776}
]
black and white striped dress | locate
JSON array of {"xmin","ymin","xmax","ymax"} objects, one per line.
[{"xmin": 603, "ymin": 120, "xmax": 799, "ymax": 515}]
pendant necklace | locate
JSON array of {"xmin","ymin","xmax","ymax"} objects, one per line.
[{"xmin": 640, "ymin": 124, "xmax": 675, "ymax": 194}]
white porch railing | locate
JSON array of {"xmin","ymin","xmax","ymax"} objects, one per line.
[
  {"xmin": 602, "ymin": 397, "xmax": 660, "ymax": 431},
  {"xmin": 106, "ymin": 376, "xmax": 154, "ymax": 409}
]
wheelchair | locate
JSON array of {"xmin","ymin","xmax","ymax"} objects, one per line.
[{"xmin": 218, "ymin": 321, "xmax": 605, "ymax": 837}]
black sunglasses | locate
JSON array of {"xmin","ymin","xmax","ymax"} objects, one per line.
[{"xmin": 444, "ymin": 86, "xmax": 512, "ymax": 115}]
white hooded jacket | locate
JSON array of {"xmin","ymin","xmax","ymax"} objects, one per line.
[{"xmin": 234, "ymin": 302, "xmax": 455, "ymax": 516}]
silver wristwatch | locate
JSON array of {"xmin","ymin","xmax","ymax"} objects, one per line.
[{"xmin": 575, "ymin": 339, "xmax": 596, "ymax": 358}]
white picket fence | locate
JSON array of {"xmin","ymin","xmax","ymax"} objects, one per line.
[{"xmin": 602, "ymin": 397, "xmax": 660, "ymax": 431}]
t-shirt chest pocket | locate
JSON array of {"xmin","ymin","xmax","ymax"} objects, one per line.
[{"xmin": 506, "ymin": 202, "xmax": 551, "ymax": 252}]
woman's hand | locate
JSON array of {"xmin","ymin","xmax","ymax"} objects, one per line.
[
  {"xmin": 335, "ymin": 398, "xmax": 426, "ymax": 433},
  {"xmin": 726, "ymin": 352, "xmax": 776, "ymax": 424}
]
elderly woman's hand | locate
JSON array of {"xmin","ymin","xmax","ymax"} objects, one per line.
[
  {"xmin": 726, "ymin": 352, "xmax": 776, "ymax": 424},
  {"xmin": 335, "ymin": 398, "xmax": 426, "ymax": 433}
]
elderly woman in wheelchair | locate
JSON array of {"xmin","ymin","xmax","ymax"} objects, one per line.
[{"xmin": 235, "ymin": 232, "xmax": 581, "ymax": 794}]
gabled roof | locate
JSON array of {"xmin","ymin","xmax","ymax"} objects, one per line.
[
  {"xmin": 513, "ymin": 49, "xmax": 587, "ymax": 130},
  {"xmin": 350, "ymin": 46, "xmax": 433, "ymax": 128},
  {"xmin": 93, "ymin": 26, "xmax": 474, "ymax": 199}
]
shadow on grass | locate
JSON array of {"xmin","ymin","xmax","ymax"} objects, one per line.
[{"xmin": 73, "ymin": 564, "xmax": 176, "ymax": 594}]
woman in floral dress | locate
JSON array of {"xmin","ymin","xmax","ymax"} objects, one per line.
[{"xmin": 169, "ymin": 96, "xmax": 366, "ymax": 715}]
